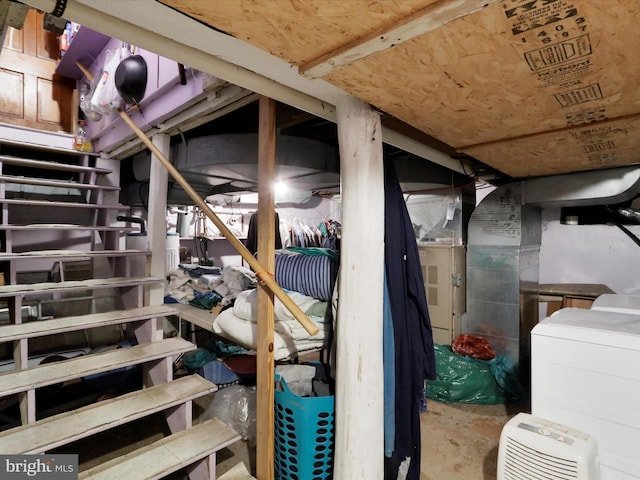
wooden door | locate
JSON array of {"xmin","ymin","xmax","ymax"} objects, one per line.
[{"xmin": 0, "ymin": 9, "xmax": 74, "ymax": 133}]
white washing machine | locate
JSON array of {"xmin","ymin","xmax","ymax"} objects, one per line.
[{"xmin": 531, "ymin": 305, "xmax": 640, "ymax": 479}]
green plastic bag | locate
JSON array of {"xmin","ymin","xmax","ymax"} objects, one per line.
[
  {"xmin": 183, "ymin": 347, "xmax": 217, "ymax": 370},
  {"xmin": 425, "ymin": 344, "xmax": 505, "ymax": 404}
]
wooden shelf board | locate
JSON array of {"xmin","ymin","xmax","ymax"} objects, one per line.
[
  {"xmin": 171, "ymin": 303, "xmax": 218, "ymax": 332},
  {"xmin": 55, "ymin": 27, "xmax": 110, "ymax": 80},
  {"xmin": 0, "ymin": 276, "xmax": 163, "ymax": 298}
]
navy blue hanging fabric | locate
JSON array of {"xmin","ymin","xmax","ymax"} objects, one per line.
[
  {"xmin": 244, "ymin": 212, "xmax": 282, "ymax": 255},
  {"xmin": 383, "ymin": 158, "xmax": 436, "ymax": 480}
]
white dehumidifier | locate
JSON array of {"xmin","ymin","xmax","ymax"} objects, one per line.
[{"xmin": 497, "ymin": 413, "xmax": 600, "ymax": 480}]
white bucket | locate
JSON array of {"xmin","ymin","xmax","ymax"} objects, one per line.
[{"xmin": 166, "ymin": 233, "xmax": 180, "ymax": 272}]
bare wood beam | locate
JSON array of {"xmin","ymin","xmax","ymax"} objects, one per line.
[
  {"xmin": 300, "ymin": 0, "xmax": 500, "ymax": 78},
  {"xmin": 256, "ymin": 96, "xmax": 277, "ymax": 480}
]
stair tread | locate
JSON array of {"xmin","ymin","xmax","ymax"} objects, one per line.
[
  {"xmin": 0, "ymin": 337, "xmax": 195, "ymax": 397},
  {"xmin": 0, "ymin": 198, "xmax": 128, "ymax": 209},
  {"xmin": 0, "ymin": 175, "xmax": 120, "ymax": 191},
  {"xmin": 0, "ymin": 375, "xmax": 216, "ymax": 454},
  {"xmin": 0, "ymin": 305, "xmax": 178, "ymax": 342},
  {"xmin": 0, "ymin": 276, "xmax": 163, "ymax": 297},
  {"xmin": 0, "ymin": 225, "xmax": 136, "ymax": 231},
  {"xmin": 0, "ymin": 155, "xmax": 110, "ymax": 174},
  {"xmin": 0, "ymin": 249, "xmax": 150, "ymax": 261},
  {"xmin": 79, "ymin": 417, "xmax": 240, "ymax": 480}
]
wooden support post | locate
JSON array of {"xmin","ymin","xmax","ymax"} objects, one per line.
[
  {"xmin": 11, "ymin": 295, "xmax": 34, "ymax": 425},
  {"xmin": 149, "ymin": 133, "xmax": 170, "ymax": 308},
  {"xmin": 334, "ymin": 97, "xmax": 385, "ymax": 479},
  {"xmin": 256, "ymin": 95, "xmax": 277, "ymax": 480},
  {"xmin": 93, "ymin": 156, "xmax": 122, "ymax": 280}
]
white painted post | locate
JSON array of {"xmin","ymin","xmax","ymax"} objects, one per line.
[
  {"xmin": 143, "ymin": 134, "xmax": 171, "ymax": 390},
  {"xmin": 148, "ymin": 133, "xmax": 170, "ymax": 309},
  {"xmin": 334, "ymin": 97, "xmax": 385, "ymax": 479}
]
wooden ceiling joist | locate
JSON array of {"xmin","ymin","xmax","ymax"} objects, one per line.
[{"xmin": 300, "ymin": 0, "xmax": 502, "ymax": 79}]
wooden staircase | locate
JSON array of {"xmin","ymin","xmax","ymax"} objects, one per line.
[{"xmin": 0, "ymin": 128, "xmax": 241, "ymax": 479}]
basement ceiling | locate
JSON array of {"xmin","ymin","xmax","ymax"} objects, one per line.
[
  {"xmin": 159, "ymin": 0, "xmax": 640, "ymax": 179},
  {"xmin": 121, "ymin": 100, "xmax": 473, "ymax": 204}
]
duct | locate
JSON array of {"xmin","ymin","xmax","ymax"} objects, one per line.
[
  {"xmin": 522, "ymin": 166, "xmax": 640, "ymax": 207},
  {"xmin": 470, "ymin": 175, "xmax": 640, "ymax": 384},
  {"xmin": 463, "ymin": 182, "xmax": 541, "ymax": 390},
  {"xmin": 122, "ymin": 132, "xmax": 473, "ymax": 206},
  {"xmin": 123, "ymin": 133, "xmax": 340, "ymax": 205},
  {"xmin": 173, "ymin": 133, "xmax": 340, "ymax": 191}
]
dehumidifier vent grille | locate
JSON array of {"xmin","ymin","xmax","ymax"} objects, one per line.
[
  {"xmin": 497, "ymin": 413, "xmax": 600, "ymax": 480},
  {"xmin": 502, "ymin": 437, "xmax": 578, "ymax": 479}
]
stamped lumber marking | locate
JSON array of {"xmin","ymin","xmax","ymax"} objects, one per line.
[{"xmin": 553, "ymin": 83, "xmax": 603, "ymax": 107}]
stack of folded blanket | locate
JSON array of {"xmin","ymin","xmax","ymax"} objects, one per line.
[{"xmin": 213, "ymin": 247, "xmax": 338, "ymax": 360}]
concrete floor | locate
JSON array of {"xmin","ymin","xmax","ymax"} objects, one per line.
[
  {"xmin": 191, "ymin": 395, "xmax": 527, "ymax": 480},
  {"xmin": 209, "ymin": 395, "xmax": 529, "ymax": 480},
  {"xmin": 421, "ymin": 400, "xmax": 528, "ymax": 479}
]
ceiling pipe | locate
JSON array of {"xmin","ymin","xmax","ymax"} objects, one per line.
[{"xmin": 522, "ymin": 166, "xmax": 640, "ymax": 207}]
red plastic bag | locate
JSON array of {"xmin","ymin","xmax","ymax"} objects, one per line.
[{"xmin": 452, "ymin": 334, "xmax": 496, "ymax": 360}]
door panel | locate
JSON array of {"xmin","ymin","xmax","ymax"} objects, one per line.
[
  {"xmin": 0, "ymin": 9, "xmax": 73, "ymax": 133},
  {"xmin": 0, "ymin": 69, "xmax": 23, "ymax": 118}
]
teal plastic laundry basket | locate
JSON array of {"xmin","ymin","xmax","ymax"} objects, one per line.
[{"xmin": 274, "ymin": 374, "xmax": 335, "ymax": 480}]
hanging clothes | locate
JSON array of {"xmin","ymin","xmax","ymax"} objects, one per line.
[
  {"xmin": 320, "ymin": 219, "xmax": 341, "ymax": 250},
  {"xmin": 244, "ymin": 212, "xmax": 282, "ymax": 255},
  {"xmin": 383, "ymin": 158, "xmax": 436, "ymax": 480},
  {"xmin": 383, "ymin": 270, "xmax": 395, "ymax": 458},
  {"xmin": 279, "ymin": 217, "xmax": 292, "ymax": 248}
]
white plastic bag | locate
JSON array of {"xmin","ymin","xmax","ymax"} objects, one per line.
[
  {"xmin": 79, "ymin": 76, "xmax": 102, "ymax": 121},
  {"xmin": 200, "ymin": 385, "xmax": 257, "ymax": 445},
  {"xmin": 90, "ymin": 45, "xmax": 130, "ymax": 115}
]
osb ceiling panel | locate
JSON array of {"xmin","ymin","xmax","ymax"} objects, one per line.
[
  {"xmin": 161, "ymin": 0, "xmax": 438, "ymax": 66},
  {"xmin": 463, "ymin": 116, "xmax": 640, "ymax": 178},
  {"xmin": 162, "ymin": 0, "xmax": 640, "ymax": 178}
]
